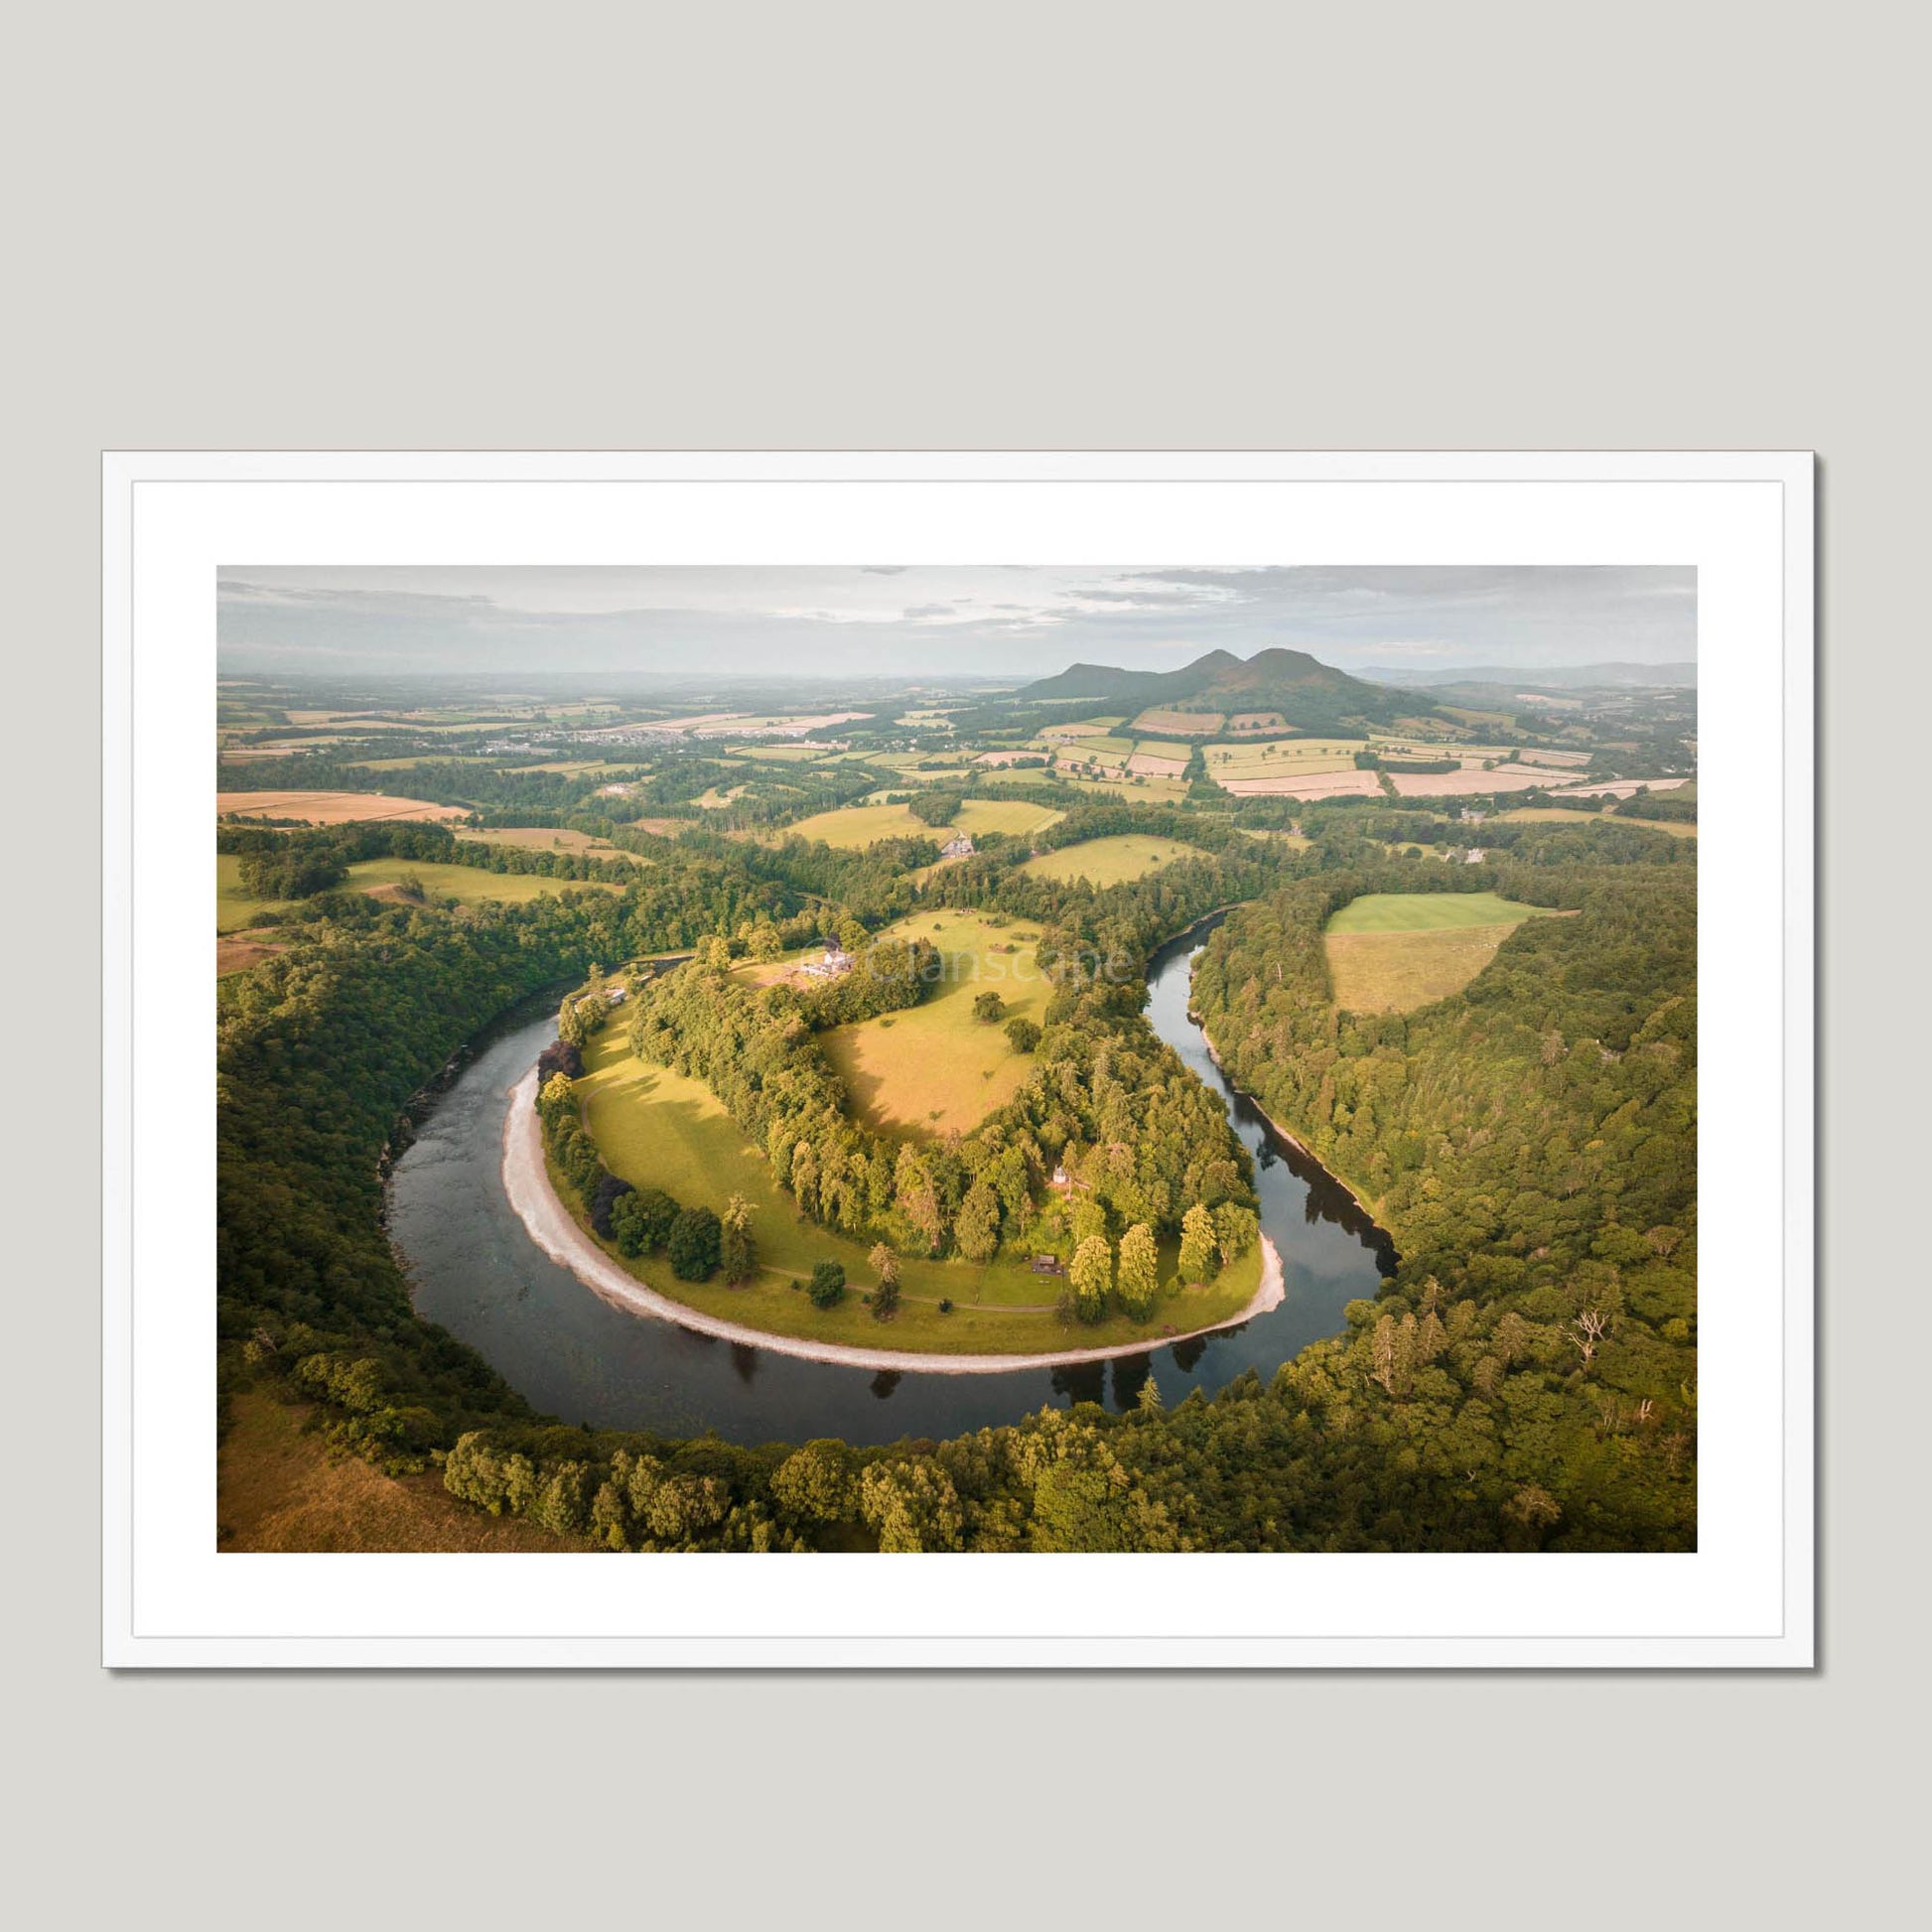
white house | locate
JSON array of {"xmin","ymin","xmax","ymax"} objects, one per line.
[{"xmin": 799, "ymin": 943, "xmax": 854, "ymax": 980}]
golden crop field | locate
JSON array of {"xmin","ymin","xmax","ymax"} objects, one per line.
[
  {"xmin": 216, "ymin": 789, "xmax": 470, "ymax": 825},
  {"xmin": 1130, "ymin": 707, "xmax": 1224, "ymax": 735}
]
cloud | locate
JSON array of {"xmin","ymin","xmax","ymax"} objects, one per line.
[{"xmin": 217, "ymin": 564, "xmax": 1696, "ymax": 677}]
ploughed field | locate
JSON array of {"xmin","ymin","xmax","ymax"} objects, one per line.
[
  {"xmin": 1322, "ymin": 891, "xmax": 1572, "ymax": 1014},
  {"xmin": 570, "ymin": 1017, "xmax": 1262, "ymax": 1355}
]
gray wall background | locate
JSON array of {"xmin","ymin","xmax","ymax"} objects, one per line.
[{"xmin": 9, "ymin": 1, "xmax": 1914, "ymax": 1923}]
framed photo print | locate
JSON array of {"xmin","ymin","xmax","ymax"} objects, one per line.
[{"xmin": 103, "ymin": 450, "xmax": 1813, "ymax": 1666}]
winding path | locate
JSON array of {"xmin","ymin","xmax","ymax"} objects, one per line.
[{"xmin": 501, "ymin": 1065, "xmax": 1285, "ymax": 1375}]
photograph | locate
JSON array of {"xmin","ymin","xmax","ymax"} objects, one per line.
[{"xmin": 211, "ymin": 558, "xmax": 1703, "ymax": 1557}]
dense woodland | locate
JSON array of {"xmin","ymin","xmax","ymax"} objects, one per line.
[{"xmin": 219, "ymin": 708, "xmax": 1699, "ymax": 1550}]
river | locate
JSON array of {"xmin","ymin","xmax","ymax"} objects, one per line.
[{"xmin": 388, "ymin": 915, "xmax": 1395, "ymax": 1446}]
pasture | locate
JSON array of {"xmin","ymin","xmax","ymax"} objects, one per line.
[
  {"xmin": 1494, "ymin": 807, "xmax": 1696, "ymax": 838},
  {"xmin": 216, "ymin": 789, "xmax": 470, "ymax": 825},
  {"xmin": 459, "ymin": 827, "xmax": 644, "ymax": 859},
  {"xmin": 1021, "ymin": 834, "xmax": 1204, "ymax": 886},
  {"xmin": 1130, "ymin": 707, "xmax": 1224, "ymax": 735},
  {"xmin": 820, "ymin": 910, "xmax": 1052, "ymax": 1138},
  {"xmin": 573, "ymin": 1021, "xmax": 1260, "ymax": 1353},
  {"xmin": 1323, "ymin": 892, "xmax": 1569, "ymax": 1013},
  {"xmin": 215, "ymin": 851, "xmax": 621, "ymax": 941},
  {"xmin": 783, "ymin": 796, "xmax": 1061, "ymax": 850},
  {"xmin": 987, "ymin": 765, "xmax": 1190, "ymax": 805},
  {"xmin": 350, "ymin": 860, "xmax": 622, "ymax": 906}
]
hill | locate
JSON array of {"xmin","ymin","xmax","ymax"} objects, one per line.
[{"xmin": 1019, "ymin": 646, "xmax": 1416, "ymax": 732}]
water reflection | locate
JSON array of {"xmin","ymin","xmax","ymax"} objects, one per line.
[{"xmin": 390, "ymin": 916, "xmax": 1396, "ymax": 1448}]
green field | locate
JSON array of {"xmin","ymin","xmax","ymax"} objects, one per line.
[
  {"xmin": 984, "ymin": 766, "xmax": 1190, "ymax": 806},
  {"xmin": 820, "ymin": 909, "xmax": 1053, "ymax": 1136},
  {"xmin": 216, "ymin": 854, "xmax": 289, "ymax": 930},
  {"xmin": 217, "ymin": 850, "xmax": 621, "ymax": 931},
  {"xmin": 1020, "ymin": 834, "xmax": 1204, "ymax": 887},
  {"xmin": 459, "ymin": 827, "xmax": 644, "ymax": 860},
  {"xmin": 1495, "ymin": 806, "xmax": 1696, "ymax": 838},
  {"xmin": 1323, "ymin": 893, "xmax": 1567, "ymax": 1013},
  {"xmin": 784, "ymin": 797, "xmax": 1061, "ymax": 850},
  {"xmin": 1327, "ymin": 891, "xmax": 1563, "ymax": 933},
  {"xmin": 572, "ymin": 1021, "xmax": 1259, "ymax": 1353}
]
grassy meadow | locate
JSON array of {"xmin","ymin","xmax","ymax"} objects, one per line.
[
  {"xmin": 572, "ymin": 1021, "xmax": 1259, "ymax": 1353},
  {"xmin": 1021, "ymin": 834, "xmax": 1204, "ymax": 887},
  {"xmin": 783, "ymin": 796, "xmax": 1062, "ymax": 850},
  {"xmin": 216, "ymin": 852, "xmax": 622, "ymax": 953},
  {"xmin": 1323, "ymin": 892, "xmax": 1570, "ymax": 1013},
  {"xmin": 820, "ymin": 909, "xmax": 1052, "ymax": 1136}
]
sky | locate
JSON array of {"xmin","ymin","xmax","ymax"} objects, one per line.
[{"xmin": 216, "ymin": 565, "xmax": 1696, "ymax": 679}]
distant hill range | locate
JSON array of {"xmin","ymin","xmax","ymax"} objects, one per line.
[
  {"xmin": 1018, "ymin": 645, "xmax": 1416, "ymax": 730},
  {"xmin": 1361, "ymin": 660, "xmax": 1698, "ymax": 691}
]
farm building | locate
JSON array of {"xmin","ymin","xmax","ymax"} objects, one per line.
[
  {"xmin": 940, "ymin": 833, "xmax": 976, "ymax": 859},
  {"xmin": 799, "ymin": 942, "xmax": 854, "ymax": 980}
]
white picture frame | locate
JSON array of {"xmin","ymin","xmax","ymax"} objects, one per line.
[{"xmin": 103, "ymin": 450, "xmax": 1814, "ymax": 1668}]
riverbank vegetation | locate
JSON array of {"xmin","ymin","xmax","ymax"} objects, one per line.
[{"xmin": 215, "ymin": 659, "xmax": 1697, "ymax": 1551}]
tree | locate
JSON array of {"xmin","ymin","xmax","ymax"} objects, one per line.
[
  {"xmin": 536, "ymin": 1070, "xmax": 576, "ymax": 1128},
  {"xmin": 894, "ymin": 1145, "xmax": 945, "ymax": 1256},
  {"xmin": 771, "ymin": 1440, "xmax": 858, "ymax": 1524},
  {"xmin": 1116, "ymin": 1222, "xmax": 1159, "ymax": 1319},
  {"xmin": 906, "ymin": 790, "xmax": 962, "ymax": 828},
  {"xmin": 973, "ymin": 991, "xmax": 1006, "ymax": 1023},
  {"xmin": 611, "ymin": 1184, "xmax": 678, "ymax": 1257},
  {"xmin": 807, "ymin": 1260, "xmax": 846, "ymax": 1309},
  {"xmin": 1212, "ymin": 1201, "xmax": 1259, "ymax": 1266},
  {"xmin": 1178, "ymin": 1202, "xmax": 1218, "ymax": 1282},
  {"xmin": 1070, "ymin": 1235, "xmax": 1112, "ymax": 1322},
  {"xmin": 954, "ymin": 1177, "xmax": 1002, "ymax": 1263},
  {"xmin": 667, "ymin": 1205, "xmax": 722, "ymax": 1281},
  {"xmin": 859, "ymin": 1458, "xmax": 964, "ymax": 1551},
  {"xmin": 1003, "ymin": 1016, "xmax": 1041, "ymax": 1053},
  {"xmin": 589, "ymin": 1172, "xmax": 634, "ymax": 1238},
  {"xmin": 868, "ymin": 1243, "xmax": 900, "ymax": 1319},
  {"xmin": 720, "ymin": 1194, "xmax": 757, "ymax": 1285}
]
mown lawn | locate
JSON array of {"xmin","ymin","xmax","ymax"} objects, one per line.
[
  {"xmin": 1021, "ymin": 834, "xmax": 1205, "ymax": 886},
  {"xmin": 571, "ymin": 1021, "xmax": 1260, "ymax": 1353}
]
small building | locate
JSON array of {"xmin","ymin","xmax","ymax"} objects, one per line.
[
  {"xmin": 1031, "ymin": 1255, "xmax": 1065, "ymax": 1276},
  {"xmin": 799, "ymin": 942, "xmax": 854, "ymax": 980},
  {"xmin": 940, "ymin": 833, "xmax": 976, "ymax": 859},
  {"xmin": 1465, "ymin": 848, "xmax": 1487, "ymax": 865},
  {"xmin": 1049, "ymin": 1164, "xmax": 1070, "ymax": 1190},
  {"xmin": 607, "ymin": 982, "xmax": 628, "ymax": 1004}
]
